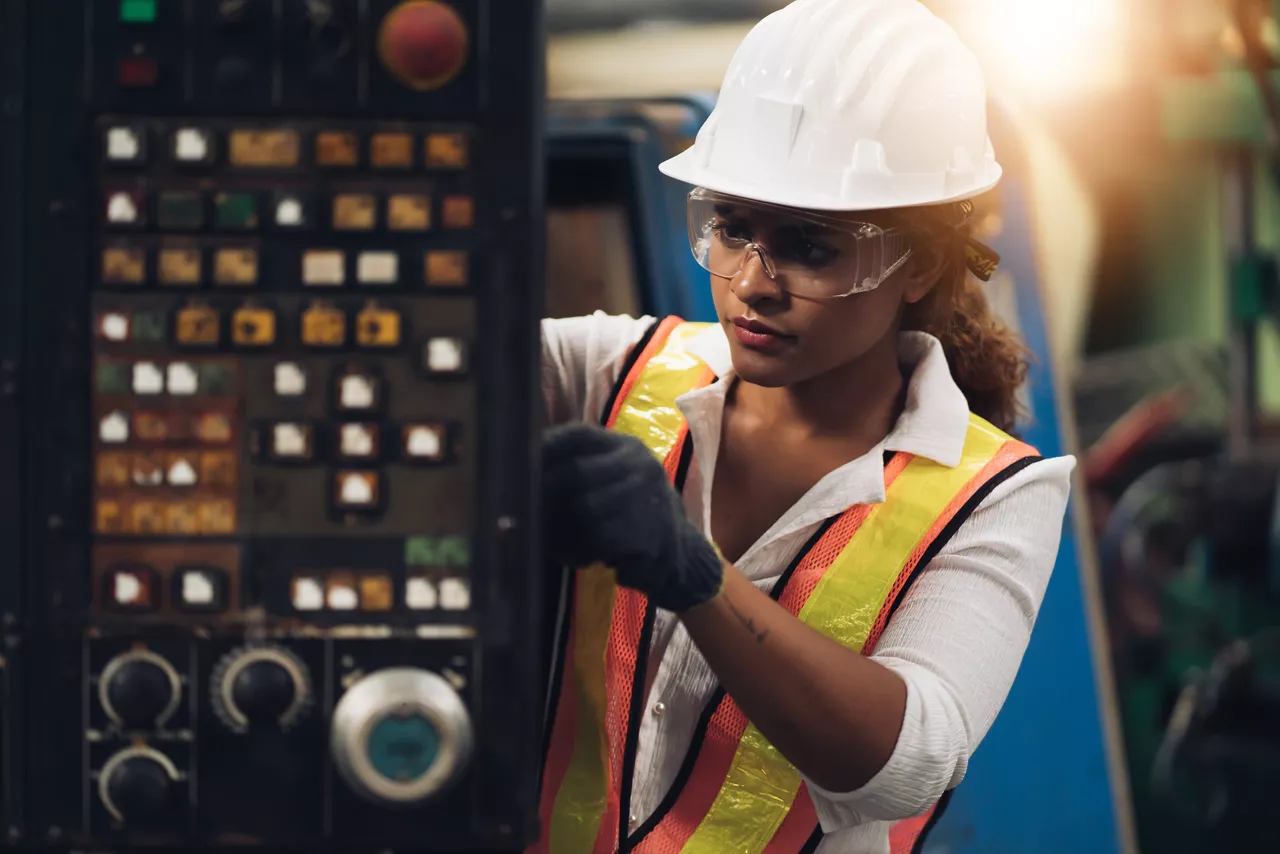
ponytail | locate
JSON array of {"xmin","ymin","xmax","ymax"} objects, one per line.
[{"xmin": 901, "ymin": 211, "xmax": 1030, "ymax": 433}]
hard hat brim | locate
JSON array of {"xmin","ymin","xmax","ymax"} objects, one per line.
[{"xmin": 658, "ymin": 147, "xmax": 1003, "ymax": 214}]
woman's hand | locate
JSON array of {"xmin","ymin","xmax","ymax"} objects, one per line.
[{"xmin": 541, "ymin": 424, "xmax": 724, "ymax": 612}]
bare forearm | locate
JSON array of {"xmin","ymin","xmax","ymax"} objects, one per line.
[{"xmin": 680, "ymin": 562, "xmax": 907, "ymax": 792}]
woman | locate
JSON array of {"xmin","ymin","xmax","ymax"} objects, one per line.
[{"xmin": 533, "ymin": 0, "xmax": 1073, "ymax": 852}]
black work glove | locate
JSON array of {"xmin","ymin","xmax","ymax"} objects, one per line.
[{"xmin": 542, "ymin": 424, "xmax": 724, "ymax": 612}]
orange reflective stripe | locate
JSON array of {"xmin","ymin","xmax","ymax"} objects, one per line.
[
  {"xmin": 888, "ymin": 804, "xmax": 936, "ymax": 854},
  {"xmin": 761, "ymin": 784, "xmax": 819, "ymax": 854}
]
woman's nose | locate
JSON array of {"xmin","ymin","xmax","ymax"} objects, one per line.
[{"xmin": 731, "ymin": 247, "xmax": 784, "ymax": 304}]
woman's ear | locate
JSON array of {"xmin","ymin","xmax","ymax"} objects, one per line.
[{"xmin": 900, "ymin": 243, "xmax": 950, "ymax": 305}]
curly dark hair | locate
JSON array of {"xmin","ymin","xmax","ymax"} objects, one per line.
[{"xmin": 900, "ymin": 207, "xmax": 1031, "ymax": 433}]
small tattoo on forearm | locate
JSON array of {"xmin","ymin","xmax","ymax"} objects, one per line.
[{"xmin": 725, "ymin": 597, "xmax": 769, "ymax": 644}]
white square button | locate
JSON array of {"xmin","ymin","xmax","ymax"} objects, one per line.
[
  {"xmin": 272, "ymin": 423, "xmax": 312, "ymax": 459},
  {"xmin": 132, "ymin": 362, "xmax": 165, "ymax": 395},
  {"xmin": 404, "ymin": 424, "xmax": 446, "ymax": 461},
  {"xmin": 167, "ymin": 362, "xmax": 199, "ymax": 396},
  {"xmin": 99, "ymin": 411, "xmax": 130, "ymax": 444},
  {"xmin": 292, "ymin": 577, "xmax": 325, "ymax": 611},
  {"xmin": 107, "ymin": 192, "xmax": 140, "ymax": 225},
  {"xmin": 99, "ymin": 312, "xmax": 131, "ymax": 342},
  {"xmin": 406, "ymin": 577, "xmax": 438, "ymax": 610},
  {"xmin": 425, "ymin": 338, "xmax": 466, "ymax": 374},
  {"xmin": 340, "ymin": 423, "xmax": 377, "ymax": 459},
  {"xmin": 338, "ymin": 373, "xmax": 377, "ymax": 411},
  {"xmin": 303, "ymin": 250, "xmax": 345, "ymax": 286},
  {"xmin": 439, "ymin": 578, "xmax": 470, "ymax": 611},
  {"xmin": 274, "ymin": 362, "xmax": 307, "ymax": 397},
  {"xmin": 357, "ymin": 251, "xmax": 398, "ymax": 284},
  {"xmin": 107, "ymin": 127, "xmax": 143, "ymax": 163},
  {"xmin": 174, "ymin": 127, "xmax": 212, "ymax": 163}
]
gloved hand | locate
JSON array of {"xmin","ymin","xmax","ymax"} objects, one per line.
[{"xmin": 542, "ymin": 424, "xmax": 725, "ymax": 612}]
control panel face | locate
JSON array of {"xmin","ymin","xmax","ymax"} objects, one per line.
[{"xmin": 7, "ymin": 0, "xmax": 543, "ymax": 849}]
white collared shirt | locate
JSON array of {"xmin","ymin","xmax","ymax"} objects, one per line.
[{"xmin": 541, "ymin": 312, "xmax": 1075, "ymax": 854}]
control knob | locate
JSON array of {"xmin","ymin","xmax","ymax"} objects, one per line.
[
  {"xmin": 99, "ymin": 746, "xmax": 179, "ymax": 823},
  {"xmin": 330, "ymin": 668, "xmax": 473, "ymax": 805},
  {"xmin": 99, "ymin": 650, "xmax": 182, "ymax": 729},
  {"xmin": 377, "ymin": 1, "xmax": 469, "ymax": 91},
  {"xmin": 212, "ymin": 646, "xmax": 311, "ymax": 732}
]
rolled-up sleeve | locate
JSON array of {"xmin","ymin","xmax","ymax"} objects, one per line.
[
  {"xmin": 803, "ymin": 455, "xmax": 1075, "ymax": 831},
  {"xmin": 541, "ymin": 312, "xmax": 656, "ymax": 426}
]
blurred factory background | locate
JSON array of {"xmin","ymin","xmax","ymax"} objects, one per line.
[{"xmin": 538, "ymin": 1, "xmax": 1280, "ymax": 852}]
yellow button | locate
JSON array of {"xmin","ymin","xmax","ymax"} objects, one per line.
[
  {"xmin": 371, "ymin": 132, "xmax": 414, "ymax": 168},
  {"xmin": 232, "ymin": 306, "xmax": 277, "ymax": 348},
  {"xmin": 361, "ymin": 574, "xmax": 395, "ymax": 611},
  {"xmin": 229, "ymin": 129, "xmax": 300, "ymax": 168},
  {"xmin": 200, "ymin": 451, "xmax": 237, "ymax": 489},
  {"xmin": 95, "ymin": 499, "xmax": 126, "ymax": 534},
  {"xmin": 333, "ymin": 194, "xmax": 377, "ymax": 230},
  {"xmin": 316, "ymin": 131, "xmax": 360, "ymax": 167},
  {"xmin": 442, "ymin": 195, "xmax": 474, "ymax": 229},
  {"xmin": 302, "ymin": 303, "xmax": 347, "ymax": 348},
  {"xmin": 130, "ymin": 501, "xmax": 166, "ymax": 535},
  {"xmin": 96, "ymin": 452, "xmax": 132, "ymax": 488},
  {"xmin": 425, "ymin": 250, "xmax": 467, "ymax": 287},
  {"xmin": 356, "ymin": 305, "xmax": 402, "ymax": 349},
  {"xmin": 214, "ymin": 248, "xmax": 258, "ymax": 286},
  {"xmin": 426, "ymin": 132, "xmax": 468, "ymax": 169},
  {"xmin": 388, "ymin": 194, "xmax": 431, "ymax": 231},
  {"xmin": 159, "ymin": 246, "xmax": 202, "ymax": 286},
  {"xmin": 198, "ymin": 499, "xmax": 237, "ymax": 534},
  {"xmin": 133, "ymin": 412, "xmax": 171, "ymax": 443},
  {"xmin": 165, "ymin": 502, "xmax": 200, "ymax": 535},
  {"xmin": 102, "ymin": 247, "xmax": 147, "ymax": 285},
  {"xmin": 176, "ymin": 303, "xmax": 221, "ymax": 347},
  {"xmin": 131, "ymin": 453, "xmax": 165, "ymax": 487},
  {"xmin": 196, "ymin": 412, "xmax": 234, "ymax": 444}
]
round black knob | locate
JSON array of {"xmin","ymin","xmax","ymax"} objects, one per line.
[
  {"xmin": 213, "ymin": 646, "xmax": 311, "ymax": 732},
  {"xmin": 100, "ymin": 750, "xmax": 175, "ymax": 823},
  {"xmin": 100, "ymin": 652, "xmax": 180, "ymax": 729},
  {"xmin": 232, "ymin": 660, "xmax": 297, "ymax": 724}
]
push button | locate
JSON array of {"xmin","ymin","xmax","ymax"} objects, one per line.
[
  {"xmin": 158, "ymin": 246, "xmax": 202, "ymax": 286},
  {"xmin": 442, "ymin": 195, "xmax": 474, "ymax": 229},
  {"xmin": 118, "ymin": 57, "xmax": 160, "ymax": 88},
  {"xmin": 102, "ymin": 246, "xmax": 147, "ymax": 285},
  {"xmin": 274, "ymin": 362, "xmax": 308, "ymax": 397},
  {"xmin": 336, "ymin": 370, "xmax": 381, "ymax": 413},
  {"xmin": 357, "ymin": 251, "xmax": 398, "ymax": 285},
  {"xmin": 423, "ymin": 337, "xmax": 467, "ymax": 376},
  {"xmin": 406, "ymin": 576, "xmax": 437, "ymax": 610},
  {"xmin": 97, "ymin": 363, "xmax": 131, "ymax": 395},
  {"xmin": 302, "ymin": 303, "xmax": 347, "ymax": 348},
  {"xmin": 214, "ymin": 248, "xmax": 259, "ymax": 287},
  {"xmin": 403, "ymin": 423, "xmax": 448, "ymax": 462},
  {"xmin": 292, "ymin": 576, "xmax": 325, "ymax": 611},
  {"xmin": 129, "ymin": 500, "xmax": 166, "ymax": 534},
  {"xmin": 229, "ymin": 129, "xmax": 300, "ymax": 168},
  {"xmin": 167, "ymin": 453, "xmax": 199, "ymax": 486},
  {"xmin": 215, "ymin": 192, "xmax": 259, "ymax": 230},
  {"xmin": 174, "ymin": 567, "xmax": 227, "ymax": 612},
  {"xmin": 105, "ymin": 126, "xmax": 146, "ymax": 165},
  {"xmin": 439, "ymin": 578, "xmax": 470, "ymax": 611},
  {"xmin": 360, "ymin": 575, "xmax": 395, "ymax": 611},
  {"xmin": 197, "ymin": 499, "xmax": 237, "ymax": 534},
  {"xmin": 232, "ymin": 305, "xmax": 277, "ymax": 348},
  {"xmin": 157, "ymin": 191, "xmax": 205, "ymax": 230},
  {"xmin": 98, "ymin": 312, "xmax": 131, "ymax": 343},
  {"xmin": 326, "ymin": 574, "xmax": 360, "ymax": 611},
  {"xmin": 339, "ymin": 423, "xmax": 379, "ymax": 461},
  {"xmin": 195, "ymin": 412, "xmax": 234, "ymax": 444},
  {"xmin": 134, "ymin": 411, "xmax": 172, "ymax": 443},
  {"xmin": 173, "ymin": 128, "xmax": 215, "ymax": 165},
  {"xmin": 388, "ymin": 194, "xmax": 431, "ymax": 231},
  {"xmin": 271, "ymin": 422, "xmax": 314, "ymax": 461},
  {"xmin": 133, "ymin": 453, "xmax": 165, "ymax": 487},
  {"xmin": 175, "ymin": 303, "xmax": 221, "ymax": 348},
  {"xmin": 425, "ymin": 250, "xmax": 467, "ymax": 287},
  {"xmin": 303, "ymin": 250, "xmax": 345, "ymax": 286},
  {"xmin": 133, "ymin": 361, "xmax": 165, "ymax": 395},
  {"xmin": 166, "ymin": 363, "xmax": 199, "ymax": 396},
  {"xmin": 274, "ymin": 193, "xmax": 312, "ymax": 229},
  {"xmin": 166, "ymin": 501, "xmax": 200, "ymax": 534},
  {"xmin": 200, "ymin": 451, "xmax": 237, "ymax": 488},
  {"xmin": 334, "ymin": 471, "xmax": 380, "ymax": 511},
  {"xmin": 131, "ymin": 311, "xmax": 166, "ymax": 343},
  {"xmin": 96, "ymin": 452, "xmax": 131, "ymax": 487},
  {"xmin": 316, "ymin": 131, "xmax": 360, "ymax": 167},
  {"xmin": 95, "ymin": 500, "xmax": 126, "ymax": 534},
  {"xmin": 106, "ymin": 190, "xmax": 145, "ymax": 228},
  {"xmin": 200, "ymin": 362, "xmax": 236, "ymax": 396},
  {"xmin": 105, "ymin": 566, "xmax": 160, "ymax": 612},
  {"xmin": 371, "ymin": 132, "xmax": 414, "ymax": 168},
  {"xmin": 333, "ymin": 194, "xmax": 377, "ymax": 231},
  {"xmin": 119, "ymin": 0, "xmax": 158, "ymax": 23},
  {"xmin": 356, "ymin": 305, "xmax": 401, "ymax": 349},
  {"xmin": 426, "ymin": 132, "xmax": 468, "ymax": 169},
  {"xmin": 99, "ymin": 411, "xmax": 131, "ymax": 444}
]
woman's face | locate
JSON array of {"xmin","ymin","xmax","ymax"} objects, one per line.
[{"xmin": 706, "ymin": 199, "xmax": 944, "ymax": 389}]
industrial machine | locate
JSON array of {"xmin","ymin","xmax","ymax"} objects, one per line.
[{"xmin": 0, "ymin": 0, "xmax": 545, "ymax": 849}]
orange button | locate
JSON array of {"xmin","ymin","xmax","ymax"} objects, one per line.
[
  {"xmin": 378, "ymin": 1, "xmax": 469, "ymax": 91},
  {"xmin": 442, "ymin": 195, "xmax": 474, "ymax": 229},
  {"xmin": 426, "ymin": 250, "xmax": 467, "ymax": 287}
]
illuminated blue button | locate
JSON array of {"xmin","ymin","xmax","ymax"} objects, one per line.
[{"xmin": 367, "ymin": 713, "xmax": 440, "ymax": 783}]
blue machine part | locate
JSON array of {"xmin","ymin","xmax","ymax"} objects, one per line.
[{"xmin": 924, "ymin": 108, "xmax": 1127, "ymax": 854}]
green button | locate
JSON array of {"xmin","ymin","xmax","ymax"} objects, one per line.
[
  {"xmin": 215, "ymin": 192, "xmax": 259, "ymax": 230},
  {"xmin": 367, "ymin": 713, "xmax": 440, "ymax": 783},
  {"xmin": 120, "ymin": 0, "xmax": 157, "ymax": 23},
  {"xmin": 200, "ymin": 363, "xmax": 234, "ymax": 396},
  {"xmin": 131, "ymin": 312, "xmax": 166, "ymax": 343},
  {"xmin": 406, "ymin": 536, "xmax": 471, "ymax": 568},
  {"xmin": 157, "ymin": 192, "xmax": 204, "ymax": 230},
  {"xmin": 97, "ymin": 363, "xmax": 129, "ymax": 395}
]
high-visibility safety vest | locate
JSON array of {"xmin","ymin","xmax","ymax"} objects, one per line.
[{"xmin": 531, "ymin": 317, "xmax": 1041, "ymax": 854}]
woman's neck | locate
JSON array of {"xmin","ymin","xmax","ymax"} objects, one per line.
[{"xmin": 730, "ymin": 332, "xmax": 906, "ymax": 444}]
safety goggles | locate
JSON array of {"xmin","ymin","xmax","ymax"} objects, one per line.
[{"xmin": 685, "ymin": 188, "xmax": 915, "ymax": 299}]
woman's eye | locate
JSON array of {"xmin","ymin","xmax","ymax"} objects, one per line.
[
  {"xmin": 774, "ymin": 230, "xmax": 838, "ymax": 269},
  {"xmin": 710, "ymin": 219, "xmax": 752, "ymax": 243}
]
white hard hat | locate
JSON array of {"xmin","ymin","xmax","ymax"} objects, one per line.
[{"xmin": 659, "ymin": 0, "xmax": 1002, "ymax": 212}]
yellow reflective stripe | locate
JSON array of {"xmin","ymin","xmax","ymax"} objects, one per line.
[
  {"xmin": 681, "ymin": 414, "xmax": 1011, "ymax": 854},
  {"xmin": 550, "ymin": 321, "xmax": 714, "ymax": 852},
  {"xmin": 800, "ymin": 414, "xmax": 1009, "ymax": 651},
  {"xmin": 611, "ymin": 322, "xmax": 713, "ymax": 462},
  {"xmin": 548, "ymin": 567, "xmax": 619, "ymax": 853}
]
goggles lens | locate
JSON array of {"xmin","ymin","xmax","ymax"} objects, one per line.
[{"xmin": 685, "ymin": 189, "xmax": 913, "ymax": 298}]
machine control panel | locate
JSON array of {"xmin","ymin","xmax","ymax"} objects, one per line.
[{"xmin": 3, "ymin": 0, "xmax": 544, "ymax": 849}]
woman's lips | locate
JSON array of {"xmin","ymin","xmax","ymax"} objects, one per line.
[{"xmin": 729, "ymin": 317, "xmax": 795, "ymax": 354}]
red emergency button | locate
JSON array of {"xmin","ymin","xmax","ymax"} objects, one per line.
[{"xmin": 377, "ymin": 1, "xmax": 469, "ymax": 91}]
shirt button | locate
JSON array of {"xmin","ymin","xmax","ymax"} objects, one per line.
[
  {"xmin": 628, "ymin": 813, "xmax": 638, "ymax": 830},
  {"xmin": 652, "ymin": 701, "xmax": 666, "ymax": 718}
]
